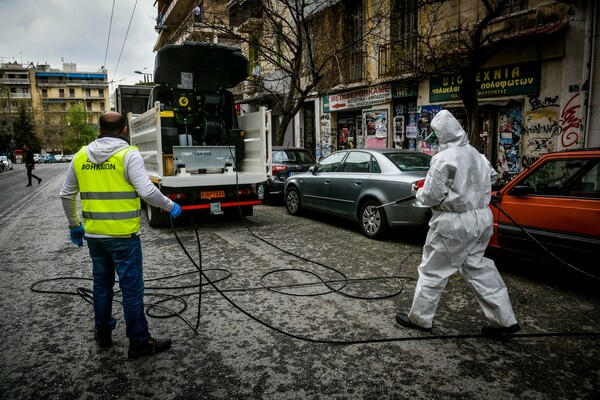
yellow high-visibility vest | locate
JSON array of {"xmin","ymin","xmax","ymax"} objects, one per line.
[{"xmin": 74, "ymin": 146, "xmax": 141, "ymax": 235}]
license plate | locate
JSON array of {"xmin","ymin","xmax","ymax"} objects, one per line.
[
  {"xmin": 201, "ymin": 190, "xmax": 225, "ymax": 199},
  {"xmin": 288, "ymin": 172, "xmax": 302, "ymax": 177}
]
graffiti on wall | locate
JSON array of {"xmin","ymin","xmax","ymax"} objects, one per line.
[
  {"xmin": 558, "ymin": 92, "xmax": 583, "ymax": 150},
  {"xmin": 317, "ymin": 114, "xmax": 333, "ymax": 159},
  {"xmin": 522, "ymin": 92, "xmax": 584, "ymax": 167},
  {"xmin": 523, "ymin": 108, "xmax": 559, "ymax": 156},
  {"xmin": 523, "ymin": 93, "xmax": 560, "ymax": 165}
]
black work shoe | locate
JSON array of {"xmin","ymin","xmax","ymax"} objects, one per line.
[
  {"xmin": 395, "ymin": 312, "xmax": 432, "ymax": 332},
  {"xmin": 128, "ymin": 337, "xmax": 171, "ymax": 359},
  {"xmin": 38, "ymin": 178, "xmax": 42, "ymax": 185},
  {"xmin": 25, "ymin": 184, "xmax": 32, "ymax": 187},
  {"xmin": 94, "ymin": 330, "xmax": 113, "ymax": 348},
  {"xmin": 482, "ymin": 323, "xmax": 521, "ymax": 338}
]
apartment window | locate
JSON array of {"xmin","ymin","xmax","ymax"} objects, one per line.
[
  {"xmin": 343, "ymin": 1, "xmax": 365, "ymax": 83},
  {"xmin": 86, "ymin": 101, "xmax": 92, "ymax": 111},
  {"xmin": 41, "ymin": 89, "xmax": 48, "ymax": 98},
  {"xmin": 69, "ymin": 89, "xmax": 75, "ymax": 97},
  {"xmin": 99, "ymin": 89, "xmax": 104, "ymax": 97},
  {"xmin": 347, "ymin": 1, "xmax": 363, "ymax": 51},
  {"xmin": 59, "ymin": 89, "xmax": 65, "ymax": 98},
  {"xmin": 391, "ymin": 0, "xmax": 418, "ymax": 42},
  {"xmin": 379, "ymin": 0, "xmax": 418, "ymax": 77},
  {"xmin": 85, "ymin": 89, "xmax": 91, "ymax": 98}
]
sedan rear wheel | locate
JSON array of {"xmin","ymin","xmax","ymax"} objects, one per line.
[
  {"xmin": 285, "ymin": 186, "xmax": 302, "ymax": 216},
  {"xmin": 360, "ymin": 200, "xmax": 389, "ymax": 240}
]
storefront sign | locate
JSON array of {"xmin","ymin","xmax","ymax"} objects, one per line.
[
  {"xmin": 325, "ymin": 84, "xmax": 392, "ymax": 112},
  {"xmin": 392, "ymin": 84, "xmax": 417, "ymax": 98},
  {"xmin": 429, "ymin": 62, "xmax": 541, "ymax": 102}
]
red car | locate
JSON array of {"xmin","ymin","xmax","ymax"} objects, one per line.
[{"xmin": 488, "ymin": 148, "xmax": 600, "ymax": 274}]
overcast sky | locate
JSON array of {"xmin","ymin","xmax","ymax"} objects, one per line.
[{"xmin": 0, "ymin": 0, "xmax": 159, "ymax": 90}]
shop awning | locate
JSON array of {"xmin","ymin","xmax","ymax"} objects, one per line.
[{"xmin": 498, "ymin": 21, "xmax": 568, "ymax": 41}]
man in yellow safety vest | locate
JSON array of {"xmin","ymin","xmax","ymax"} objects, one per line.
[{"xmin": 60, "ymin": 111, "xmax": 182, "ymax": 359}]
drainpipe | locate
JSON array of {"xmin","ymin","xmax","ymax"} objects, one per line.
[{"xmin": 583, "ymin": 0, "xmax": 597, "ymax": 147}]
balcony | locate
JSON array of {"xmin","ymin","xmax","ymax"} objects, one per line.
[
  {"xmin": 0, "ymin": 78, "xmax": 29, "ymax": 85},
  {"xmin": 1, "ymin": 92, "xmax": 31, "ymax": 99},
  {"xmin": 341, "ymin": 51, "xmax": 366, "ymax": 84},
  {"xmin": 228, "ymin": 0, "xmax": 262, "ymax": 28},
  {"xmin": 378, "ymin": 36, "xmax": 418, "ymax": 78}
]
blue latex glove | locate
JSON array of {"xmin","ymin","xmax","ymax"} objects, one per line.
[
  {"xmin": 169, "ymin": 203, "xmax": 182, "ymax": 218},
  {"xmin": 69, "ymin": 224, "xmax": 85, "ymax": 247}
]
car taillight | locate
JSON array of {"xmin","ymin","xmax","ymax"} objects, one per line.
[
  {"xmin": 166, "ymin": 193, "xmax": 186, "ymax": 200},
  {"xmin": 412, "ymin": 179, "xmax": 425, "ymax": 191},
  {"xmin": 272, "ymin": 165, "xmax": 288, "ymax": 174}
]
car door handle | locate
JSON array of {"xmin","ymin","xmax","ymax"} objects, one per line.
[
  {"xmin": 324, "ymin": 179, "xmax": 331, "ymax": 184},
  {"xmin": 354, "ymin": 181, "xmax": 362, "ymax": 186}
]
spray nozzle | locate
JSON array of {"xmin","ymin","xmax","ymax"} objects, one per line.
[{"xmin": 425, "ymin": 130, "xmax": 438, "ymax": 145}]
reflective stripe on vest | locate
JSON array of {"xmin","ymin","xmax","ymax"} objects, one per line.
[{"xmin": 74, "ymin": 145, "xmax": 141, "ymax": 235}]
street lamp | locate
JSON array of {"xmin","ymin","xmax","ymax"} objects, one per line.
[{"xmin": 134, "ymin": 71, "xmax": 153, "ymax": 84}]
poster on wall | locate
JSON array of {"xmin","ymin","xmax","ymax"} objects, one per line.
[
  {"xmin": 406, "ymin": 112, "xmax": 418, "ymax": 139},
  {"xmin": 417, "ymin": 105, "xmax": 442, "ymax": 155},
  {"xmin": 363, "ymin": 109, "xmax": 388, "ymax": 149},
  {"xmin": 497, "ymin": 105, "xmax": 522, "ymax": 182},
  {"xmin": 393, "ymin": 116, "xmax": 404, "ymax": 148},
  {"xmin": 317, "ymin": 113, "xmax": 333, "ymax": 159}
]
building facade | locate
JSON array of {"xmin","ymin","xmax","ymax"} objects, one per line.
[
  {"xmin": 0, "ymin": 61, "xmax": 110, "ymax": 154},
  {"xmin": 0, "ymin": 62, "xmax": 33, "ymax": 156},
  {"xmin": 151, "ymin": 0, "xmax": 599, "ymax": 178},
  {"xmin": 31, "ymin": 63, "xmax": 110, "ymax": 153}
]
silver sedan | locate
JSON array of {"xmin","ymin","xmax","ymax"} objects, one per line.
[{"xmin": 285, "ymin": 148, "xmax": 432, "ymax": 239}]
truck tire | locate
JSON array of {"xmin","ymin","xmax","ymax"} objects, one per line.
[{"xmin": 147, "ymin": 203, "xmax": 169, "ymax": 228}]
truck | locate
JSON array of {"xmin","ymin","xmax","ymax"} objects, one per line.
[{"xmin": 128, "ymin": 41, "xmax": 271, "ymax": 227}]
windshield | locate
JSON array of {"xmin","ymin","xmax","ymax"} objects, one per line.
[{"xmin": 384, "ymin": 152, "xmax": 431, "ymax": 171}]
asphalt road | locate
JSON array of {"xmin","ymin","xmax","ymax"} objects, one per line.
[{"xmin": 0, "ymin": 162, "xmax": 599, "ymax": 399}]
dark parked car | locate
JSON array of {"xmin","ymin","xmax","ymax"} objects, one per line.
[
  {"xmin": 284, "ymin": 148, "xmax": 432, "ymax": 239},
  {"xmin": 488, "ymin": 148, "xmax": 600, "ymax": 273},
  {"xmin": 268, "ymin": 147, "xmax": 316, "ymax": 200}
]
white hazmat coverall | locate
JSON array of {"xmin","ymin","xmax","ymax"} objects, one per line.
[{"xmin": 407, "ymin": 110, "xmax": 518, "ymax": 329}]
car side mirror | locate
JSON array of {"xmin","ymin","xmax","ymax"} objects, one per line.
[
  {"xmin": 308, "ymin": 165, "xmax": 315, "ymax": 174},
  {"xmin": 509, "ymin": 185, "xmax": 535, "ymax": 196}
]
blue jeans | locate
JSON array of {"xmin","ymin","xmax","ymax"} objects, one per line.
[{"xmin": 87, "ymin": 236, "xmax": 151, "ymax": 344}]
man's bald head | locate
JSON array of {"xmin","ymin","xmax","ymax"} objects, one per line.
[{"xmin": 99, "ymin": 112, "xmax": 127, "ymax": 136}]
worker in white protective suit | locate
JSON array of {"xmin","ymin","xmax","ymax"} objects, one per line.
[{"xmin": 395, "ymin": 109, "xmax": 520, "ymax": 337}]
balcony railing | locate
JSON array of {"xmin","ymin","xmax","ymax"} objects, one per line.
[
  {"xmin": 0, "ymin": 78, "xmax": 29, "ymax": 85},
  {"xmin": 0, "ymin": 92, "xmax": 31, "ymax": 99},
  {"xmin": 341, "ymin": 51, "xmax": 367, "ymax": 84},
  {"xmin": 378, "ymin": 36, "xmax": 418, "ymax": 78}
]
